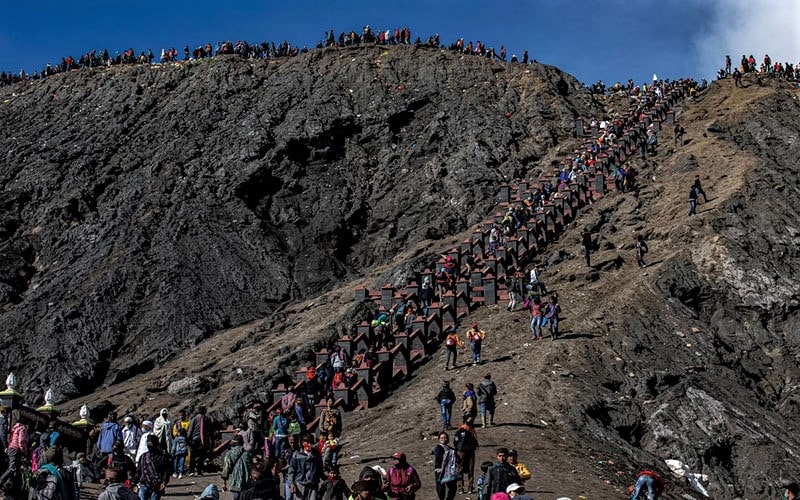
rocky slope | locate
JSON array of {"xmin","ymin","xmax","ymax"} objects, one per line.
[
  {"xmin": 3, "ymin": 46, "xmax": 800, "ymax": 499},
  {"xmin": 0, "ymin": 45, "xmax": 597, "ymax": 399}
]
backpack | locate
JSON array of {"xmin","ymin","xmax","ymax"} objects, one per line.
[
  {"xmin": 454, "ymin": 428, "xmax": 477, "ymax": 452},
  {"xmin": 438, "ymin": 446, "xmax": 460, "ymax": 484},
  {"xmin": 173, "ymin": 437, "xmax": 188, "ymax": 455}
]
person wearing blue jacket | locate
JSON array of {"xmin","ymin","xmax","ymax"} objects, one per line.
[{"xmin": 97, "ymin": 412, "xmax": 123, "ymax": 457}]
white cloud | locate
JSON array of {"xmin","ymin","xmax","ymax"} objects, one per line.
[{"xmin": 694, "ymin": 0, "xmax": 800, "ymax": 77}]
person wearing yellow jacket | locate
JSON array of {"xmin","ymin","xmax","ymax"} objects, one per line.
[{"xmin": 507, "ymin": 450, "xmax": 531, "ymax": 482}]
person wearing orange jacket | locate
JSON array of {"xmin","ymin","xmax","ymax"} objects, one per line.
[{"xmin": 443, "ymin": 331, "xmax": 465, "ymax": 370}]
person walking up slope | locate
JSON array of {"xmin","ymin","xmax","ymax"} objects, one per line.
[
  {"xmin": 467, "ymin": 323, "xmax": 485, "ymax": 366},
  {"xmin": 477, "ymin": 373, "xmax": 497, "ymax": 428}
]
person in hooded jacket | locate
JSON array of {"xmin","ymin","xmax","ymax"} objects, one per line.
[
  {"xmin": 152, "ymin": 409, "xmax": 172, "ymax": 452},
  {"xmin": 387, "ymin": 452, "xmax": 421, "ymax": 500},
  {"xmin": 97, "ymin": 412, "xmax": 123, "ymax": 458},
  {"xmin": 0, "ymin": 412, "xmax": 28, "ymax": 491}
]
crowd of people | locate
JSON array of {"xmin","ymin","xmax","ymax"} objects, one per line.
[
  {"xmin": 0, "ymin": 24, "xmax": 535, "ymax": 88},
  {"xmin": 719, "ymin": 54, "xmax": 800, "ymax": 83}
]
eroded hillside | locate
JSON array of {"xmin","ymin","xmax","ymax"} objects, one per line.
[
  {"xmin": 0, "ymin": 45, "xmax": 599, "ymax": 399},
  {"xmin": 4, "ymin": 48, "xmax": 800, "ymax": 500}
]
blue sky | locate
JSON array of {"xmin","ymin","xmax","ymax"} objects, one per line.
[{"xmin": 1, "ymin": 1, "xmax": 798, "ymax": 85}]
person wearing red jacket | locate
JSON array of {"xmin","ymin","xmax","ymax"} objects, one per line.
[
  {"xmin": 631, "ymin": 470, "xmax": 664, "ymax": 499},
  {"xmin": 387, "ymin": 452, "xmax": 421, "ymax": 499}
]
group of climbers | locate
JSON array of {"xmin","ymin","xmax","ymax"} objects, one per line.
[
  {"xmin": 718, "ymin": 54, "xmax": 800, "ymax": 82},
  {"xmin": 1, "ymin": 23, "xmax": 536, "ymax": 88},
  {"xmin": 0, "ymin": 406, "xmax": 216, "ymax": 500}
]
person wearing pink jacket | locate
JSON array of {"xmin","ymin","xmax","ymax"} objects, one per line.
[{"xmin": 0, "ymin": 412, "xmax": 29, "ymax": 489}]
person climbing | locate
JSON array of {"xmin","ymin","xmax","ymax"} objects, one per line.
[
  {"xmin": 443, "ymin": 331, "xmax": 465, "ymax": 370},
  {"xmin": 674, "ymin": 123, "xmax": 685, "ymax": 146},
  {"xmin": 0, "ymin": 412, "xmax": 28, "ymax": 490},
  {"xmin": 528, "ymin": 266, "xmax": 547, "ymax": 295},
  {"xmin": 432, "ymin": 432, "xmax": 459, "ymax": 500},
  {"xmin": 420, "ymin": 276, "xmax": 434, "ymax": 317},
  {"xmin": 544, "ymin": 295, "xmax": 561, "ymax": 340},
  {"xmin": 318, "ymin": 465, "xmax": 350, "ymax": 499},
  {"xmin": 481, "ymin": 447, "xmax": 521, "ymax": 497},
  {"xmin": 506, "ymin": 273, "xmax": 522, "ymax": 312},
  {"xmin": 631, "ymin": 469, "xmax": 664, "ymax": 499},
  {"xmin": 462, "ymin": 383, "xmax": 477, "ymax": 424},
  {"xmin": 529, "ymin": 296, "xmax": 543, "ymax": 341},
  {"xmin": 288, "ymin": 434, "xmax": 323, "ymax": 499},
  {"xmin": 693, "ymin": 175, "xmax": 708, "ymax": 203},
  {"xmin": 467, "ymin": 323, "xmax": 485, "ymax": 365},
  {"xmin": 689, "ymin": 183, "xmax": 698, "ymax": 216},
  {"xmin": 221, "ymin": 434, "xmax": 252, "ymax": 500},
  {"xmin": 319, "ymin": 397, "xmax": 342, "ymax": 439},
  {"xmin": 387, "ymin": 451, "xmax": 421, "ymax": 500},
  {"xmin": 581, "ymin": 228, "xmax": 593, "ymax": 267},
  {"xmin": 635, "ymin": 235, "xmax": 649, "ymax": 268},
  {"xmin": 436, "ymin": 381, "xmax": 457, "ymax": 429},
  {"xmin": 477, "ymin": 373, "xmax": 497, "ymax": 427}
]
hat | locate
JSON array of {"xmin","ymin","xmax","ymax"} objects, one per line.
[
  {"xmin": 471, "ymin": 323, "xmax": 478, "ymax": 329},
  {"xmin": 391, "ymin": 451, "xmax": 406, "ymax": 461},
  {"xmin": 506, "ymin": 483, "xmax": 524, "ymax": 494},
  {"xmin": 124, "ymin": 416, "xmax": 133, "ymax": 423},
  {"xmin": 490, "ymin": 493, "xmax": 510, "ymax": 500},
  {"xmin": 142, "ymin": 420, "xmax": 153, "ymax": 428},
  {"xmin": 787, "ymin": 483, "xmax": 800, "ymax": 495},
  {"xmin": 160, "ymin": 408, "xmax": 168, "ymax": 416},
  {"xmin": 508, "ymin": 449, "xmax": 518, "ymax": 457}
]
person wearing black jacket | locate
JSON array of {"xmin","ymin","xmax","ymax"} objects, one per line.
[
  {"xmin": 436, "ymin": 381, "xmax": 456, "ymax": 430},
  {"xmin": 481, "ymin": 447, "xmax": 521, "ymax": 498}
]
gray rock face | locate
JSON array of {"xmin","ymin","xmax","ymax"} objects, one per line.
[{"xmin": 0, "ymin": 45, "xmax": 598, "ymax": 400}]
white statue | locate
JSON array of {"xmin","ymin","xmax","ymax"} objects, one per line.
[
  {"xmin": 44, "ymin": 388, "xmax": 55, "ymax": 406},
  {"xmin": 5, "ymin": 373, "xmax": 16, "ymax": 392},
  {"xmin": 80, "ymin": 404, "xmax": 90, "ymax": 420}
]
